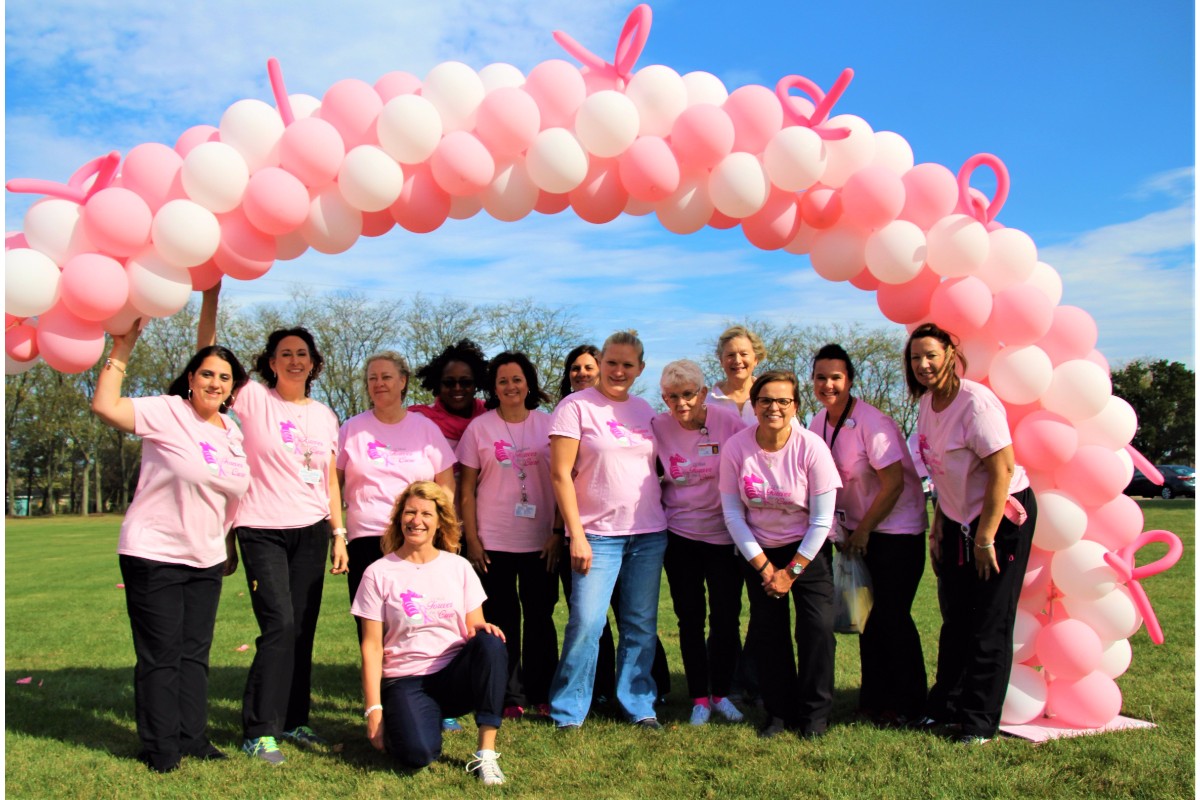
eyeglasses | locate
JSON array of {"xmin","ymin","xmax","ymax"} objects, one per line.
[
  {"xmin": 755, "ymin": 397, "xmax": 794, "ymax": 409},
  {"xmin": 665, "ymin": 390, "xmax": 700, "ymax": 403},
  {"xmin": 441, "ymin": 377, "xmax": 475, "ymax": 389}
]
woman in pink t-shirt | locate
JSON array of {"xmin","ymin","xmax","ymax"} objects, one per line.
[
  {"xmin": 338, "ymin": 351, "xmax": 456, "ymax": 629},
  {"xmin": 459, "ymin": 351, "xmax": 559, "ymax": 719},
  {"xmin": 809, "ymin": 344, "xmax": 928, "ymax": 726},
  {"xmin": 353, "ymin": 481, "xmax": 509, "ymax": 786},
  {"xmin": 719, "ymin": 370, "xmax": 842, "ymax": 739},
  {"xmin": 906, "ymin": 323, "xmax": 1036, "ymax": 745},
  {"xmin": 708, "ymin": 325, "xmax": 766, "ymax": 426},
  {"xmin": 93, "ymin": 324, "xmax": 250, "ymax": 773},
  {"xmin": 547, "ymin": 330, "xmax": 668, "ymax": 729},
  {"xmin": 652, "ymin": 359, "xmax": 746, "ymax": 726}
]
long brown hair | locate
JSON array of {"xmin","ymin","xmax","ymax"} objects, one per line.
[
  {"xmin": 904, "ymin": 323, "xmax": 965, "ymax": 400},
  {"xmin": 381, "ymin": 481, "xmax": 461, "ymax": 555}
]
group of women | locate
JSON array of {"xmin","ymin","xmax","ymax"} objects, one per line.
[{"xmin": 93, "ymin": 288, "xmax": 1038, "ymax": 783}]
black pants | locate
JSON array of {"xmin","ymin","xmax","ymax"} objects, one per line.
[
  {"xmin": 481, "ymin": 550, "xmax": 560, "ymax": 707},
  {"xmin": 559, "ymin": 553, "xmax": 671, "ymax": 701},
  {"xmin": 347, "ymin": 536, "xmax": 385, "ymax": 642},
  {"xmin": 382, "ymin": 632, "xmax": 507, "ymax": 768},
  {"xmin": 662, "ymin": 532, "xmax": 742, "ymax": 699},
  {"xmin": 858, "ymin": 532, "xmax": 928, "ymax": 719},
  {"xmin": 926, "ymin": 488, "xmax": 1037, "ymax": 737},
  {"xmin": 236, "ymin": 521, "xmax": 329, "ymax": 739},
  {"xmin": 742, "ymin": 541, "xmax": 835, "ymax": 735},
  {"xmin": 119, "ymin": 555, "xmax": 225, "ymax": 770}
]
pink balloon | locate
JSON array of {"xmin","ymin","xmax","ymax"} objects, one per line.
[
  {"xmin": 1037, "ymin": 305, "xmax": 1099, "ymax": 364},
  {"xmin": 569, "ymin": 158, "xmax": 628, "ymax": 225},
  {"xmin": 188, "ymin": 259, "xmax": 223, "ymax": 291},
  {"xmin": 618, "ymin": 136, "xmax": 679, "ymax": 203},
  {"xmin": 243, "ymin": 167, "xmax": 310, "ymax": 235},
  {"xmin": 360, "ymin": 209, "xmax": 396, "ymax": 238},
  {"xmin": 1036, "ymin": 619, "xmax": 1102, "ymax": 681},
  {"xmin": 535, "ymin": 191, "xmax": 571, "ymax": 215},
  {"xmin": 1045, "ymin": 671, "xmax": 1122, "ymax": 728},
  {"xmin": 59, "ymin": 253, "xmax": 129, "ymax": 321},
  {"xmin": 986, "ymin": 284, "xmax": 1055, "ymax": 346},
  {"xmin": 390, "ymin": 165, "xmax": 451, "ymax": 233},
  {"xmin": 722, "ymin": 85, "xmax": 782, "ymax": 154},
  {"xmin": 809, "ymin": 228, "xmax": 867, "ymax": 282},
  {"xmin": 876, "ymin": 266, "xmax": 939, "ymax": 324},
  {"xmin": 213, "ymin": 212, "xmax": 276, "ymax": 281},
  {"xmin": 1013, "ymin": 410, "xmax": 1078, "ymax": 472},
  {"xmin": 848, "ymin": 267, "xmax": 881, "ymax": 291},
  {"xmin": 741, "ymin": 188, "xmax": 800, "ymax": 250},
  {"xmin": 82, "ymin": 188, "xmax": 152, "ymax": 258},
  {"xmin": 707, "ymin": 209, "xmax": 740, "ymax": 230},
  {"xmin": 1021, "ymin": 546, "xmax": 1054, "ymax": 606},
  {"xmin": 121, "ymin": 143, "xmax": 184, "ymax": 211},
  {"xmin": 374, "ymin": 70, "xmax": 422, "ymax": 102},
  {"xmin": 431, "ymin": 131, "xmax": 496, "ymax": 196},
  {"xmin": 319, "ymin": 79, "xmax": 383, "ymax": 148},
  {"xmin": 929, "ymin": 276, "xmax": 993, "ymax": 334},
  {"xmin": 841, "ymin": 165, "xmax": 906, "ymax": 231},
  {"xmin": 1003, "ymin": 399, "xmax": 1041, "ymax": 430},
  {"xmin": 279, "ymin": 117, "xmax": 346, "ymax": 189},
  {"xmin": 1012, "ymin": 608, "xmax": 1044, "ymax": 664},
  {"xmin": 959, "ymin": 334, "xmax": 1001, "ymax": 381},
  {"xmin": 523, "ymin": 60, "xmax": 586, "ymax": 129},
  {"xmin": 899, "ymin": 163, "xmax": 958, "ymax": 229},
  {"xmin": 174, "ymin": 124, "xmax": 219, "ymax": 157},
  {"xmin": 6, "ymin": 322, "xmax": 39, "ymax": 362},
  {"xmin": 799, "ymin": 186, "xmax": 842, "ymax": 228},
  {"xmin": 1083, "ymin": 494, "xmax": 1143, "ymax": 551},
  {"xmin": 475, "ymin": 88, "xmax": 541, "ymax": 159},
  {"xmin": 1053, "ymin": 445, "xmax": 1128, "ymax": 508},
  {"xmin": 36, "ymin": 305, "xmax": 106, "ymax": 373},
  {"xmin": 670, "ymin": 104, "xmax": 734, "ymax": 172}
]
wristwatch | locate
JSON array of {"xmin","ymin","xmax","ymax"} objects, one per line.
[{"xmin": 786, "ymin": 560, "xmax": 805, "ymax": 577}]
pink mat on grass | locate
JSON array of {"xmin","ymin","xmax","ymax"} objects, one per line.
[{"xmin": 1000, "ymin": 715, "xmax": 1155, "ymax": 743}]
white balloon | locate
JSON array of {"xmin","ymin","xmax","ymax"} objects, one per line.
[
  {"xmin": 575, "ymin": 91, "xmax": 640, "ymax": 158},
  {"xmin": 479, "ymin": 62, "xmax": 526, "ymax": 92},
  {"xmin": 1097, "ymin": 638, "xmax": 1132, "ymax": 679},
  {"xmin": 708, "ymin": 152, "xmax": 769, "ymax": 218},
  {"xmin": 127, "ymin": 249, "xmax": 193, "ymax": 317},
  {"xmin": 6, "ymin": 351, "xmax": 41, "ymax": 375},
  {"xmin": 525, "ymin": 128, "xmax": 589, "ymax": 194},
  {"xmin": 926, "ymin": 214, "xmax": 989, "ymax": 277},
  {"xmin": 1027, "ymin": 261, "xmax": 1064, "ymax": 306},
  {"xmin": 977, "ymin": 227, "xmax": 1038, "ymax": 292},
  {"xmin": 763, "ymin": 126, "xmax": 826, "ymax": 191},
  {"xmin": 422, "ymin": 61, "xmax": 485, "ymax": 132},
  {"xmin": 1062, "ymin": 584, "xmax": 1142, "ymax": 642},
  {"xmin": 288, "ymin": 93, "xmax": 322, "ymax": 120},
  {"xmin": 23, "ymin": 199, "xmax": 93, "ymax": 265},
  {"xmin": 870, "ymin": 131, "xmax": 914, "ymax": 174},
  {"xmin": 483, "ymin": 160, "xmax": 539, "ymax": 222},
  {"xmin": 625, "ymin": 65, "xmax": 687, "ymax": 137},
  {"xmin": 656, "ymin": 176, "xmax": 714, "ymax": 235},
  {"xmin": 819, "ymin": 114, "xmax": 875, "ymax": 187},
  {"xmin": 988, "ymin": 344, "xmax": 1053, "ymax": 406},
  {"xmin": 5, "ymin": 248, "xmax": 61, "ymax": 317},
  {"xmin": 301, "ymin": 188, "xmax": 362, "ymax": 254},
  {"xmin": 1042, "ymin": 360, "xmax": 1112, "ymax": 422},
  {"xmin": 377, "ymin": 95, "xmax": 444, "ymax": 164},
  {"xmin": 103, "ymin": 301, "xmax": 143, "ymax": 335},
  {"xmin": 865, "ymin": 220, "xmax": 925, "ymax": 284},
  {"xmin": 1032, "ymin": 490, "xmax": 1088, "ymax": 552},
  {"xmin": 681, "ymin": 71, "xmax": 728, "ymax": 107},
  {"xmin": 1051, "ymin": 540, "xmax": 1120, "ymax": 601},
  {"xmin": 1001, "ymin": 663, "xmax": 1047, "ymax": 725},
  {"xmin": 338, "ymin": 145, "xmax": 405, "ymax": 212},
  {"xmin": 1074, "ymin": 395, "xmax": 1137, "ymax": 450},
  {"xmin": 219, "ymin": 98, "xmax": 284, "ymax": 172},
  {"xmin": 181, "ymin": 142, "xmax": 250, "ymax": 213},
  {"xmin": 809, "ymin": 228, "xmax": 867, "ymax": 282},
  {"xmin": 151, "ymin": 200, "xmax": 220, "ymax": 268},
  {"xmin": 1012, "ymin": 608, "xmax": 1043, "ymax": 663},
  {"xmin": 1113, "ymin": 446, "xmax": 1134, "ymax": 486}
]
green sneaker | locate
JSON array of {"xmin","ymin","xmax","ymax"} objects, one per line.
[
  {"xmin": 242, "ymin": 736, "xmax": 285, "ymax": 764},
  {"xmin": 282, "ymin": 725, "xmax": 329, "ymax": 749}
]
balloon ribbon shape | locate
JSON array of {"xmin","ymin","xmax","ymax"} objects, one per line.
[
  {"xmin": 1103, "ymin": 529, "xmax": 1184, "ymax": 645},
  {"xmin": 956, "ymin": 153, "xmax": 1009, "ymax": 224},
  {"xmin": 1124, "ymin": 444, "xmax": 1164, "ymax": 485},
  {"xmin": 5, "ymin": 151, "xmax": 121, "ymax": 203},
  {"xmin": 775, "ymin": 68, "xmax": 855, "ymax": 140},
  {"xmin": 554, "ymin": 3, "xmax": 652, "ymax": 89}
]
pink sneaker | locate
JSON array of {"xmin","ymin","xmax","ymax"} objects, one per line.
[{"xmin": 502, "ymin": 705, "xmax": 525, "ymax": 720}]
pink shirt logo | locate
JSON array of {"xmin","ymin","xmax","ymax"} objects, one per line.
[
  {"xmin": 744, "ymin": 473, "xmax": 766, "ymax": 505},
  {"xmin": 493, "ymin": 439, "xmax": 514, "ymax": 466},
  {"xmin": 607, "ymin": 419, "xmax": 633, "ymax": 446},
  {"xmin": 399, "ymin": 589, "xmax": 425, "ymax": 621},
  {"xmin": 367, "ymin": 439, "xmax": 389, "ymax": 464},
  {"xmin": 918, "ymin": 434, "xmax": 941, "ymax": 477},
  {"xmin": 668, "ymin": 453, "xmax": 691, "ymax": 483},
  {"xmin": 279, "ymin": 420, "xmax": 298, "ymax": 452},
  {"xmin": 199, "ymin": 441, "xmax": 220, "ymax": 475}
]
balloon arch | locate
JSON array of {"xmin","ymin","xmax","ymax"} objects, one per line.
[{"xmin": 3, "ymin": 4, "xmax": 1182, "ymax": 731}]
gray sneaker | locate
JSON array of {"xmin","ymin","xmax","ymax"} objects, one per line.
[
  {"xmin": 466, "ymin": 750, "xmax": 506, "ymax": 786},
  {"xmin": 242, "ymin": 736, "xmax": 285, "ymax": 764},
  {"xmin": 282, "ymin": 725, "xmax": 328, "ymax": 749}
]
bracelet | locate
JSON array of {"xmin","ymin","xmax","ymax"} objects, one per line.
[
  {"xmin": 332, "ymin": 528, "xmax": 347, "ymax": 540},
  {"xmin": 975, "ymin": 540, "xmax": 994, "ymax": 550},
  {"xmin": 105, "ymin": 358, "xmax": 127, "ymax": 374},
  {"xmin": 755, "ymin": 560, "xmax": 770, "ymax": 574},
  {"xmin": 364, "ymin": 703, "xmax": 382, "ymax": 718}
]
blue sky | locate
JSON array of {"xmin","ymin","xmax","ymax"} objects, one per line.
[{"xmin": 5, "ymin": 0, "xmax": 1195, "ymax": 378}]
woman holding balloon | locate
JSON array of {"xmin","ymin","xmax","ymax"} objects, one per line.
[{"xmin": 905, "ymin": 323, "xmax": 1037, "ymax": 745}]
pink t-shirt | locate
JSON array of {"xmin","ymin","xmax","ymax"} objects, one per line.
[
  {"xmin": 809, "ymin": 400, "xmax": 927, "ymax": 536},
  {"xmin": 719, "ymin": 424, "xmax": 842, "ymax": 549},
  {"xmin": 651, "ymin": 403, "xmax": 743, "ymax": 543},
  {"xmin": 457, "ymin": 409, "xmax": 554, "ymax": 553},
  {"xmin": 917, "ymin": 379, "xmax": 1030, "ymax": 525},
  {"xmin": 119, "ymin": 395, "xmax": 250, "ymax": 568},
  {"xmin": 351, "ymin": 551, "xmax": 487, "ymax": 678},
  {"xmin": 337, "ymin": 410, "xmax": 456, "ymax": 541},
  {"xmin": 231, "ymin": 381, "xmax": 340, "ymax": 529},
  {"xmin": 549, "ymin": 387, "xmax": 667, "ymax": 536}
]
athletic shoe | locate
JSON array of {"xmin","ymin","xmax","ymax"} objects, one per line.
[
  {"xmin": 635, "ymin": 717, "xmax": 663, "ymax": 730},
  {"xmin": 955, "ymin": 734, "xmax": 992, "ymax": 746},
  {"xmin": 186, "ymin": 741, "xmax": 228, "ymax": 761},
  {"xmin": 242, "ymin": 736, "xmax": 285, "ymax": 764},
  {"xmin": 466, "ymin": 749, "xmax": 506, "ymax": 786},
  {"xmin": 502, "ymin": 705, "xmax": 525, "ymax": 720},
  {"xmin": 282, "ymin": 725, "xmax": 328, "ymax": 749},
  {"xmin": 757, "ymin": 717, "xmax": 788, "ymax": 739},
  {"xmin": 689, "ymin": 704, "xmax": 711, "ymax": 726},
  {"xmin": 442, "ymin": 718, "xmax": 464, "ymax": 732},
  {"xmin": 712, "ymin": 696, "xmax": 744, "ymax": 722},
  {"xmin": 136, "ymin": 750, "xmax": 181, "ymax": 773}
]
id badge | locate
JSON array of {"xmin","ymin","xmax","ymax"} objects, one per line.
[
  {"xmin": 514, "ymin": 502, "xmax": 537, "ymax": 519},
  {"xmin": 299, "ymin": 467, "xmax": 323, "ymax": 485},
  {"xmin": 698, "ymin": 442, "xmax": 719, "ymax": 458},
  {"xmin": 832, "ymin": 509, "xmax": 848, "ymax": 541},
  {"xmin": 229, "ymin": 442, "xmax": 246, "ymax": 457}
]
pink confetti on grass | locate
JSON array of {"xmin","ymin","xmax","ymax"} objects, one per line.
[
  {"xmin": 116, "ymin": 583, "xmax": 125, "ymax": 589},
  {"xmin": 16, "ymin": 677, "xmax": 32, "ymax": 684},
  {"xmin": 236, "ymin": 644, "xmax": 250, "ymax": 652}
]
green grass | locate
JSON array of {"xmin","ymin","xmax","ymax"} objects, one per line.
[{"xmin": 5, "ymin": 502, "xmax": 1195, "ymax": 799}]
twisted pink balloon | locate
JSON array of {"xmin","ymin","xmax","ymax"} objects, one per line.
[
  {"xmin": 955, "ymin": 153, "xmax": 1009, "ymax": 224},
  {"xmin": 267, "ymin": 57, "xmax": 296, "ymax": 127},
  {"xmin": 6, "ymin": 151, "xmax": 121, "ymax": 203},
  {"xmin": 553, "ymin": 3, "xmax": 652, "ymax": 89},
  {"xmin": 775, "ymin": 68, "xmax": 854, "ymax": 140},
  {"xmin": 1125, "ymin": 444, "xmax": 1164, "ymax": 485},
  {"xmin": 1103, "ymin": 530, "xmax": 1184, "ymax": 645}
]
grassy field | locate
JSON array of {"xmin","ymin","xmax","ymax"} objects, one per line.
[{"xmin": 4, "ymin": 502, "xmax": 1195, "ymax": 799}]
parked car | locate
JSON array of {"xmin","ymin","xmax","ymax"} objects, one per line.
[{"xmin": 1124, "ymin": 464, "xmax": 1196, "ymax": 499}]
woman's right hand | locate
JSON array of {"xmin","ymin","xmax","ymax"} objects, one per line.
[
  {"xmin": 110, "ymin": 319, "xmax": 144, "ymax": 360},
  {"xmin": 465, "ymin": 536, "xmax": 490, "ymax": 573},
  {"xmin": 570, "ymin": 533, "xmax": 592, "ymax": 576},
  {"xmin": 366, "ymin": 709, "xmax": 385, "ymax": 751}
]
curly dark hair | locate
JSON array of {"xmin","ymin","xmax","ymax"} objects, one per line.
[
  {"xmin": 167, "ymin": 346, "xmax": 249, "ymax": 413},
  {"xmin": 483, "ymin": 351, "xmax": 551, "ymax": 410},
  {"xmin": 415, "ymin": 338, "xmax": 489, "ymax": 396},
  {"xmin": 253, "ymin": 327, "xmax": 325, "ymax": 397}
]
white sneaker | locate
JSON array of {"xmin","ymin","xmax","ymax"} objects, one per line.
[
  {"xmin": 712, "ymin": 696, "xmax": 745, "ymax": 722},
  {"xmin": 467, "ymin": 750, "xmax": 506, "ymax": 786},
  {"xmin": 689, "ymin": 703, "xmax": 711, "ymax": 726}
]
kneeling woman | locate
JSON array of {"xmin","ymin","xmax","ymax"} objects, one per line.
[{"xmin": 353, "ymin": 481, "xmax": 510, "ymax": 786}]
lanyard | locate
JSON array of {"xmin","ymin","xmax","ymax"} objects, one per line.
[{"xmin": 823, "ymin": 396, "xmax": 855, "ymax": 452}]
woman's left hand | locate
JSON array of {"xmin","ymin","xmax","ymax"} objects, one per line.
[
  {"xmin": 845, "ymin": 527, "xmax": 870, "ymax": 557},
  {"xmin": 974, "ymin": 542, "xmax": 999, "ymax": 580},
  {"xmin": 540, "ymin": 533, "xmax": 562, "ymax": 573},
  {"xmin": 766, "ymin": 569, "xmax": 794, "ymax": 598},
  {"xmin": 330, "ymin": 536, "xmax": 349, "ymax": 575},
  {"xmin": 470, "ymin": 621, "xmax": 506, "ymax": 642}
]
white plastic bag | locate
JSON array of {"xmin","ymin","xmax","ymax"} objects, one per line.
[{"xmin": 833, "ymin": 551, "xmax": 873, "ymax": 634}]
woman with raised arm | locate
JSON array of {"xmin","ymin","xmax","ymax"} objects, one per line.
[
  {"xmin": 354, "ymin": 481, "xmax": 510, "ymax": 786},
  {"xmin": 199, "ymin": 286, "xmax": 348, "ymax": 765},
  {"xmin": 709, "ymin": 325, "xmax": 767, "ymax": 426},
  {"xmin": 92, "ymin": 323, "xmax": 250, "ymax": 772},
  {"xmin": 905, "ymin": 323, "xmax": 1037, "ymax": 745},
  {"xmin": 809, "ymin": 344, "xmax": 928, "ymax": 726}
]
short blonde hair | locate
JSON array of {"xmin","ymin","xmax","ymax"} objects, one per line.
[
  {"xmin": 381, "ymin": 481, "xmax": 461, "ymax": 555},
  {"xmin": 716, "ymin": 325, "xmax": 766, "ymax": 363}
]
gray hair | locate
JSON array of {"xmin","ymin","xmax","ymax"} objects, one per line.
[
  {"xmin": 716, "ymin": 324, "xmax": 766, "ymax": 362},
  {"xmin": 364, "ymin": 351, "xmax": 411, "ymax": 402},
  {"xmin": 660, "ymin": 359, "xmax": 706, "ymax": 393}
]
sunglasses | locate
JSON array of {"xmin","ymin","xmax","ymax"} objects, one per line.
[{"xmin": 441, "ymin": 377, "xmax": 475, "ymax": 389}]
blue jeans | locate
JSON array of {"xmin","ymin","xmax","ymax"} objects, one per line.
[{"xmin": 549, "ymin": 531, "xmax": 667, "ymax": 726}]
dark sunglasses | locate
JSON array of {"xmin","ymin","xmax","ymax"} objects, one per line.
[{"xmin": 441, "ymin": 377, "xmax": 475, "ymax": 389}]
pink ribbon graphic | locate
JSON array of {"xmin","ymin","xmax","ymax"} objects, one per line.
[
  {"xmin": 775, "ymin": 68, "xmax": 855, "ymax": 140},
  {"xmin": 1103, "ymin": 529, "xmax": 1184, "ymax": 645},
  {"xmin": 955, "ymin": 153, "xmax": 1010, "ymax": 224},
  {"xmin": 554, "ymin": 4, "xmax": 652, "ymax": 90}
]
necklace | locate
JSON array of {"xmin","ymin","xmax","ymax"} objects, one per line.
[{"xmin": 499, "ymin": 408, "xmax": 530, "ymax": 498}]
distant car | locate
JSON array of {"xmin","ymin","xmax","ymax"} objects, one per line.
[{"xmin": 1124, "ymin": 464, "xmax": 1196, "ymax": 499}]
